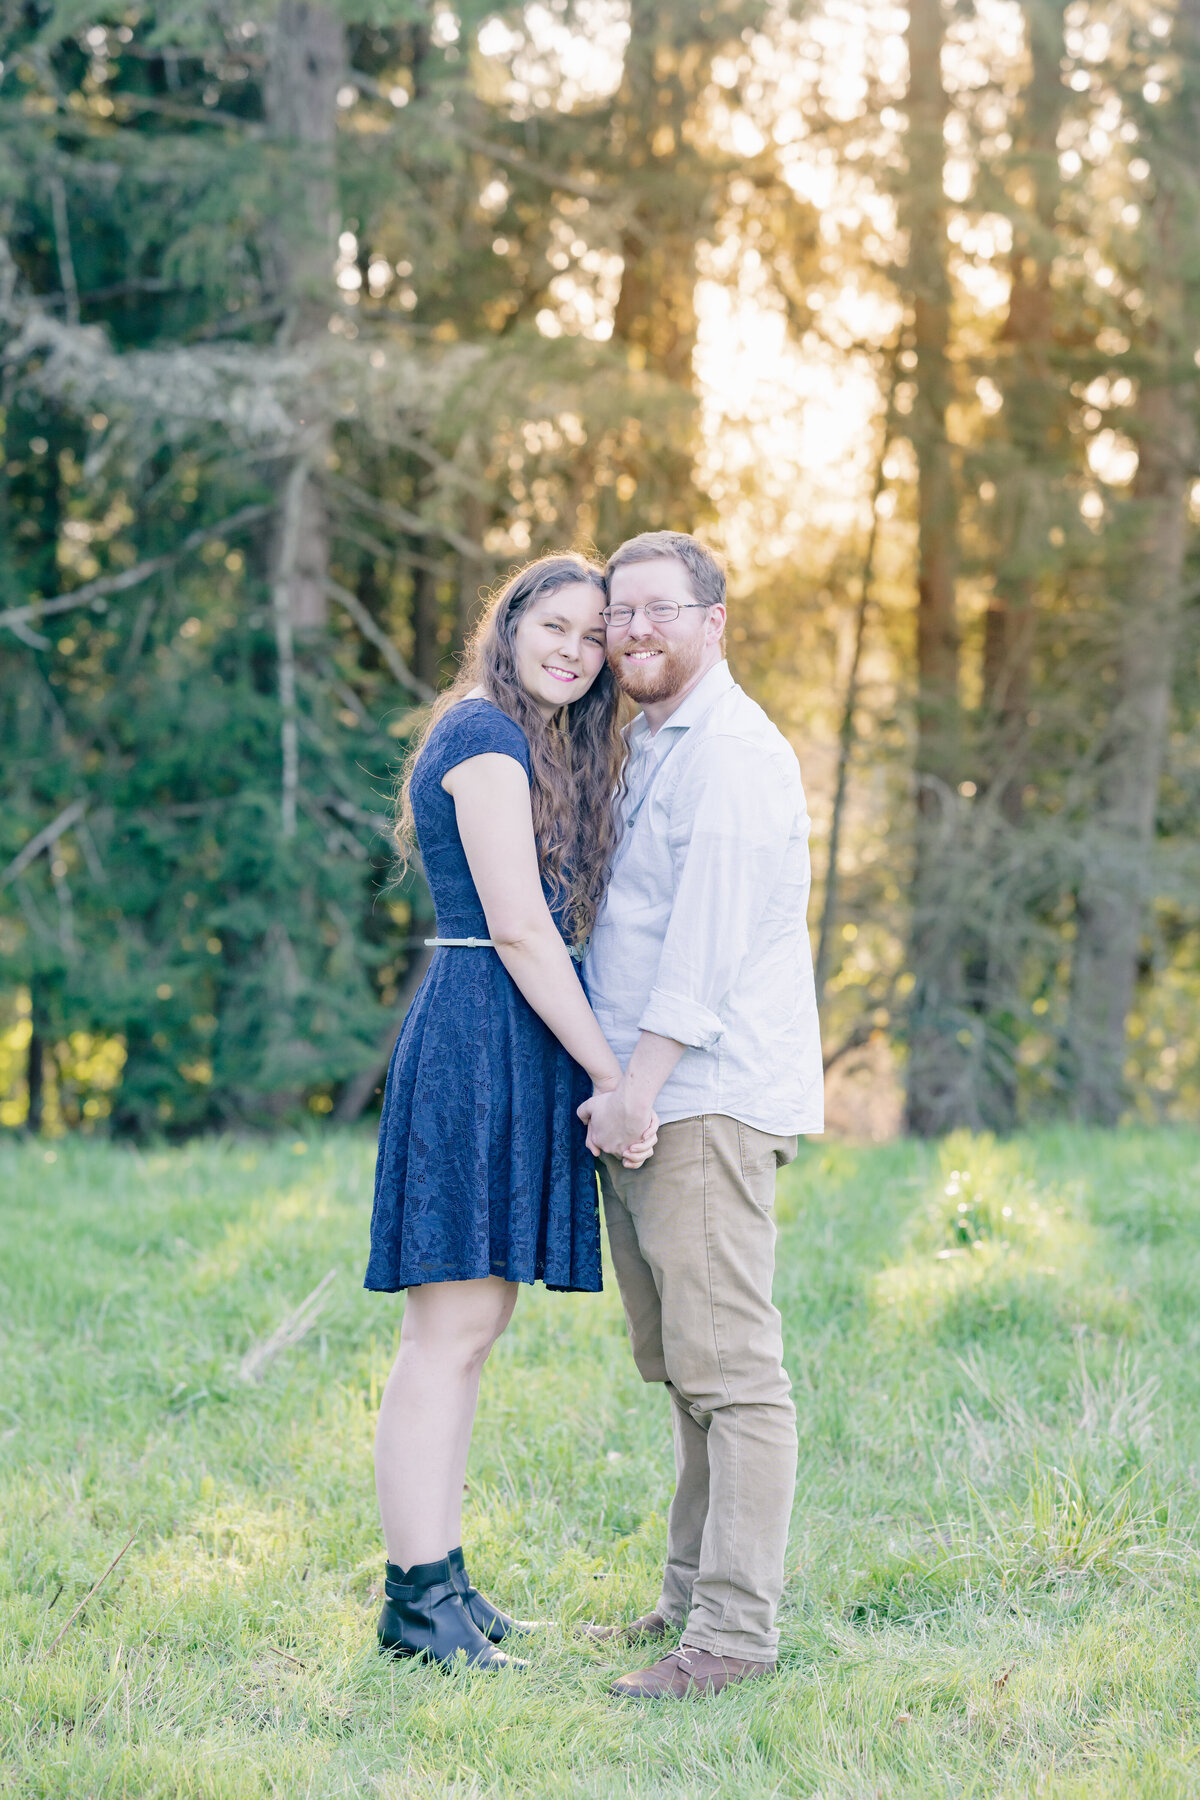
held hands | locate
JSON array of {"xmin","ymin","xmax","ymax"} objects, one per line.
[
  {"xmin": 577, "ymin": 1078, "xmax": 658, "ymax": 1167},
  {"xmin": 618, "ymin": 1111, "xmax": 659, "ymax": 1169}
]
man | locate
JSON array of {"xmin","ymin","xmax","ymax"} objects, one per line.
[{"xmin": 578, "ymin": 530, "xmax": 822, "ymax": 1700}]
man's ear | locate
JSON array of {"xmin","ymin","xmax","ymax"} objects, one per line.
[{"xmin": 706, "ymin": 604, "xmax": 727, "ymax": 645}]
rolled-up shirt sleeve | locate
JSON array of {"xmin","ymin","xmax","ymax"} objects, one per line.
[{"xmin": 638, "ymin": 735, "xmax": 796, "ymax": 1050}]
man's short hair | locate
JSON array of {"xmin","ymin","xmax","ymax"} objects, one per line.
[{"xmin": 605, "ymin": 531, "xmax": 726, "ymax": 609}]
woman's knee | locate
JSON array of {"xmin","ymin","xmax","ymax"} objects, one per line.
[
  {"xmin": 400, "ymin": 1315, "xmax": 495, "ymax": 1374},
  {"xmin": 400, "ymin": 1278, "xmax": 515, "ymax": 1370},
  {"xmin": 472, "ymin": 1287, "xmax": 517, "ymax": 1362},
  {"xmin": 492, "ymin": 1283, "xmax": 519, "ymax": 1339},
  {"xmin": 469, "ymin": 1277, "xmax": 517, "ymax": 1349}
]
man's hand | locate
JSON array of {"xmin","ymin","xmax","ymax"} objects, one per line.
[
  {"xmin": 619, "ymin": 1113, "xmax": 659, "ymax": 1169},
  {"xmin": 578, "ymin": 1033, "xmax": 686, "ymax": 1165},
  {"xmin": 578, "ymin": 1081, "xmax": 655, "ymax": 1159}
]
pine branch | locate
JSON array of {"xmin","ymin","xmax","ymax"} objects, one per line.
[
  {"xmin": 9, "ymin": 618, "xmax": 51, "ymax": 650},
  {"xmin": 330, "ymin": 516, "xmax": 453, "ymax": 576},
  {"xmin": 0, "ymin": 505, "xmax": 273, "ymax": 636},
  {"xmin": 294, "ymin": 715, "xmax": 385, "ymax": 814},
  {"xmin": 298, "ymin": 789, "xmax": 368, "ymax": 859},
  {"xmin": 1, "ymin": 799, "xmax": 87, "ymax": 890},
  {"xmin": 324, "ymin": 578, "xmax": 435, "ymax": 703},
  {"xmin": 381, "ymin": 429, "xmax": 493, "ymax": 497},
  {"xmin": 323, "ymin": 472, "xmax": 487, "ymax": 561},
  {"xmin": 822, "ymin": 1022, "xmax": 877, "ymax": 1074},
  {"xmin": 46, "ymin": 279, "xmax": 187, "ymax": 309},
  {"xmin": 47, "ymin": 176, "xmax": 80, "ymax": 327},
  {"xmin": 316, "ymin": 794, "xmax": 392, "ymax": 832},
  {"xmin": 112, "ymin": 93, "xmax": 265, "ymax": 135},
  {"xmin": 190, "ymin": 302, "xmax": 287, "ymax": 343},
  {"xmin": 345, "ymin": 73, "xmax": 613, "ymax": 206}
]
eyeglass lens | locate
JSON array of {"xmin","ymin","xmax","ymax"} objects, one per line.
[{"xmin": 604, "ymin": 601, "xmax": 681, "ymax": 624}]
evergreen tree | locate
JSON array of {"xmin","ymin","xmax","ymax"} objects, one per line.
[
  {"xmin": 1067, "ymin": 0, "xmax": 1200, "ymax": 1122},
  {"xmin": 899, "ymin": 0, "xmax": 970, "ymax": 1135},
  {"xmin": 4, "ymin": 1, "xmax": 1198, "ymax": 1136},
  {"xmin": 0, "ymin": 1, "xmax": 693, "ymax": 1132}
]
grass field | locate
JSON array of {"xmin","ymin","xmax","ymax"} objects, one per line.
[{"xmin": 3, "ymin": 1126, "xmax": 1200, "ymax": 1798}]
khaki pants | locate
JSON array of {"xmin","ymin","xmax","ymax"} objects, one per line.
[{"xmin": 599, "ymin": 1114, "xmax": 798, "ymax": 1662}]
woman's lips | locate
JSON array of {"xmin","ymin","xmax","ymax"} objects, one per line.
[{"xmin": 544, "ymin": 665, "xmax": 579, "ymax": 683}]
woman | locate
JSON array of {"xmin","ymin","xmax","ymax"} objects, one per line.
[{"xmin": 365, "ymin": 553, "xmax": 654, "ymax": 1670}]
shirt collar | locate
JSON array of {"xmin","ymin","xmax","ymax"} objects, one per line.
[{"xmin": 628, "ymin": 658, "xmax": 734, "ymax": 755}]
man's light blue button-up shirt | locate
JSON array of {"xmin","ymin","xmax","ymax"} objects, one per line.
[{"xmin": 583, "ymin": 659, "xmax": 824, "ymax": 1136}]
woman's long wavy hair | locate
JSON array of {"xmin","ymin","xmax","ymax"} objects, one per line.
[{"xmin": 395, "ymin": 553, "xmax": 624, "ymax": 947}]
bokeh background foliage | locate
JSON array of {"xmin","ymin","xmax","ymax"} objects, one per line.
[{"xmin": 1, "ymin": 0, "xmax": 1198, "ymax": 1138}]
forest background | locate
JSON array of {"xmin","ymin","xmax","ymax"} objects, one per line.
[{"xmin": 1, "ymin": 0, "xmax": 1197, "ymax": 1143}]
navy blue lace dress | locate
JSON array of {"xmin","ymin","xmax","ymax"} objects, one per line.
[{"xmin": 365, "ymin": 700, "xmax": 602, "ymax": 1294}]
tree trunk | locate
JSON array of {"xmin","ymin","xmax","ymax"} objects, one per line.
[
  {"xmin": 1066, "ymin": 1, "xmax": 1200, "ymax": 1123},
  {"xmin": 1069, "ymin": 380, "xmax": 1196, "ymax": 1121},
  {"xmin": 26, "ymin": 974, "xmax": 47, "ymax": 1133},
  {"xmin": 263, "ymin": 0, "xmax": 345, "ymax": 636},
  {"xmin": 263, "ymin": 0, "xmax": 344, "ymax": 342},
  {"xmin": 901, "ymin": 0, "xmax": 969, "ymax": 1135},
  {"xmin": 455, "ymin": 487, "xmax": 490, "ymax": 652},
  {"xmin": 272, "ymin": 457, "xmax": 308, "ymax": 838},
  {"xmin": 983, "ymin": 0, "xmax": 1068, "ymax": 824},
  {"xmin": 969, "ymin": 0, "xmax": 1069, "ymax": 1130},
  {"xmin": 814, "ymin": 359, "xmax": 897, "ymax": 1009},
  {"xmin": 612, "ymin": 217, "xmax": 697, "ymax": 383},
  {"xmin": 609, "ymin": 0, "xmax": 702, "ymax": 385},
  {"xmin": 411, "ymin": 558, "xmax": 442, "ymax": 690}
]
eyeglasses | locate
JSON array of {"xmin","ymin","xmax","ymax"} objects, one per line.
[{"xmin": 600, "ymin": 601, "xmax": 710, "ymax": 627}]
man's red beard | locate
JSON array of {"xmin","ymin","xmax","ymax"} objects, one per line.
[{"xmin": 609, "ymin": 631, "xmax": 708, "ymax": 703}]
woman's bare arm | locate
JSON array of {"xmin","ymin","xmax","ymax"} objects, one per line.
[{"xmin": 443, "ymin": 752, "xmax": 624, "ymax": 1091}]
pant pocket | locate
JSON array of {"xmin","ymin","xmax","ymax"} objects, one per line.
[{"xmin": 735, "ymin": 1121, "xmax": 779, "ymax": 1201}]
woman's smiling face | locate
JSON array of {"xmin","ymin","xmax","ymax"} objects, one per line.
[{"xmin": 512, "ymin": 582, "xmax": 609, "ymax": 717}]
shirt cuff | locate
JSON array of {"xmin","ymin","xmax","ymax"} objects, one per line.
[{"xmin": 638, "ymin": 988, "xmax": 724, "ymax": 1052}]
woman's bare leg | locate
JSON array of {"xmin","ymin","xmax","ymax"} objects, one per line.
[
  {"xmin": 375, "ymin": 1275, "xmax": 518, "ymax": 1569},
  {"xmin": 442, "ymin": 1284, "xmax": 518, "ymax": 1551}
]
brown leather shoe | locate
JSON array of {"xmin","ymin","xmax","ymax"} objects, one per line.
[
  {"xmin": 610, "ymin": 1643, "xmax": 774, "ymax": 1699},
  {"xmin": 579, "ymin": 1610, "xmax": 672, "ymax": 1646}
]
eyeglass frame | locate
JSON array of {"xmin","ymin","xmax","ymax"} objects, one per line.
[{"xmin": 599, "ymin": 600, "xmax": 715, "ymax": 627}]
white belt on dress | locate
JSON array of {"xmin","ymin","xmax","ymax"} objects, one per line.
[{"xmin": 425, "ymin": 936, "xmax": 495, "ymax": 948}]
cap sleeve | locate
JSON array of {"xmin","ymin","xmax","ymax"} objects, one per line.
[{"xmin": 426, "ymin": 700, "xmax": 532, "ymax": 784}]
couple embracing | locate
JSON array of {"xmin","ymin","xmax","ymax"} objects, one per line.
[{"xmin": 364, "ymin": 531, "xmax": 823, "ymax": 1698}]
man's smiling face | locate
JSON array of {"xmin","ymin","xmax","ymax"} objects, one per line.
[{"xmin": 605, "ymin": 558, "xmax": 715, "ymax": 703}]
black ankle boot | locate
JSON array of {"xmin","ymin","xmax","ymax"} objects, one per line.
[
  {"xmin": 378, "ymin": 1558, "xmax": 521, "ymax": 1668},
  {"xmin": 448, "ymin": 1546, "xmax": 541, "ymax": 1644}
]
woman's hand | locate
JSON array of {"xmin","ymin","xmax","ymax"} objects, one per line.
[
  {"xmin": 579, "ymin": 1083, "xmax": 653, "ymax": 1156},
  {"xmin": 619, "ymin": 1112, "xmax": 659, "ymax": 1170}
]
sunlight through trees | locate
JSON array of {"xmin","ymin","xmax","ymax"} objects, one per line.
[{"xmin": 1, "ymin": 0, "xmax": 1197, "ymax": 1135}]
